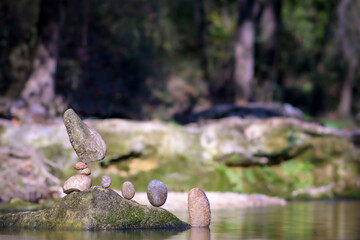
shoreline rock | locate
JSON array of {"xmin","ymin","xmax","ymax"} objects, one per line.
[{"xmin": 0, "ymin": 187, "xmax": 190, "ymax": 230}]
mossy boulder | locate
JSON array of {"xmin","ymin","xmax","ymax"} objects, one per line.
[{"xmin": 0, "ymin": 187, "xmax": 190, "ymax": 230}]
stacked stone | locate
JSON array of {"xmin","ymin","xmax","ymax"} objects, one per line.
[
  {"xmin": 62, "ymin": 109, "xmax": 107, "ymax": 194},
  {"xmin": 61, "ymin": 109, "xmax": 211, "ymax": 229}
]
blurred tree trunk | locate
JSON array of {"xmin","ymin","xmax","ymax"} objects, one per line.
[
  {"xmin": 337, "ymin": 0, "xmax": 358, "ymax": 117},
  {"xmin": 258, "ymin": 0, "xmax": 282, "ymax": 102},
  {"xmin": 234, "ymin": 0, "xmax": 258, "ymax": 102},
  {"xmin": 194, "ymin": 0, "xmax": 209, "ymax": 82},
  {"xmin": 21, "ymin": 0, "xmax": 61, "ymax": 116},
  {"xmin": 339, "ymin": 58, "xmax": 357, "ymax": 117}
]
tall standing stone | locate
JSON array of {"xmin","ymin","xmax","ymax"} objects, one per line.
[
  {"xmin": 63, "ymin": 109, "xmax": 107, "ymax": 163},
  {"xmin": 188, "ymin": 188, "xmax": 211, "ymax": 227}
]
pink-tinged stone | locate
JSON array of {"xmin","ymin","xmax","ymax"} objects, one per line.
[
  {"xmin": 63, "ymin": 174, "xmax": 92, "ymax": 194},
  {"xmin": 189, "ymin": 227, "xmax": 210, "ymax": 240},
  {"xmin": 74, "ymin": 161, "xmax": 87, "ymax": 170},
  {"xmin": 101, "ymin": 175, "xmax": 112, "ymax": 188},
  {"xmin": 121, "ymin": 181, "xmax": 136, "ymax": 200},
  {"xmin": 79, "ymin": 167, "xmax": 91, "ymax": 175},
  {"xmin": 188, "ymin": 188, "xmax": 211, "ymax": 227}
]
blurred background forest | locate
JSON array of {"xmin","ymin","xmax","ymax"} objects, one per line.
[{"xmin": 1, "ymin": 0, "xmax": 360, "ymax": 126}]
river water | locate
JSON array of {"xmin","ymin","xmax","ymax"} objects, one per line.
[{"xmin": 0, "ymin": 201, "xmax": 359, "ymax": 240}]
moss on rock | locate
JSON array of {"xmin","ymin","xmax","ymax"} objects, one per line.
[{"xmin": 0, "ymin": 187, "xmax": 190, "ymax": 230}]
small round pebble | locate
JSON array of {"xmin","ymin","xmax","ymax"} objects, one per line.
[
  {"xmin": 147, "ymin": 179, "xmax": 167, "ymax": 207},
  {"xmin": 63, "ymin": 174, "xmax": 92, "ymax": 194},
  {"xmin": 101, "ymin": 175, "xmax": 112, "ymax": 188},
  {"xmin": 121, "ymin": 181, "xmax": 136, "ymax": 200},
  {"xmin": 79, "ymin": 167, "xmax": 91, "ymax": 175},
  {"xmin": 188, "ymin": 187, "xmax": 211, "ymax": 227},
  {"xmin": 74, "ymin": 161, "xmax": 87, "ymax": 170}
]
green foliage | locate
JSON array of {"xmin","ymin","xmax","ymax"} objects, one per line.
[{"xmin": 97, "ymin": 155, "xmax": 235, "ymax": 192}]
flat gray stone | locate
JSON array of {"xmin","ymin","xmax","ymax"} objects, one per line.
[{"xmin": 63, "ymin": 109, "xmax": 107, "ymax": 163}]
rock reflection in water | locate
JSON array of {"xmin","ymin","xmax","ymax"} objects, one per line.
[
  {"xmin": 189, "ymin": 227, "xmax": 210, "ymax": 240},
  {"xmin": 0, "ymin": 229, "xmax": 187, "ymax": 240},
  {"xmin": 1, "ymin": 201, "xmax": 360, "ymax": 240}
]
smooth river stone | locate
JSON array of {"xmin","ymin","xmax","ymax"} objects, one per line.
[
  {"xmin": 121, "ymin": 181, "xmax": 135, "ymax": 200},
  {"xmin": 188, "ymin": 187, "xmax": 211, "ymax": 227},
  {"xmin": 147, "ymin": 179, "xmax": 167, "ymax": 207},
  {"xmin": 79, "ymin": 167, "xmax": 91, "ymax": 175},
  {"xmin": 101, "ymin": 175, "xmax": 112, "ymax": 188},
  {"xmin": 63, "ymin": 174, "xmax": 92, "ymax": 194},
  {"xmin": 63, "ymin": 109, "xmax": 107, "ymax": 163},
  {"xmin": 74, "ymin": 161, "xmax": 87, "ymax": 170}
]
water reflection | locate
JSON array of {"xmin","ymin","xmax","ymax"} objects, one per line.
[
  {"xmin": 0, "ymin": 229, "xmax": 187, "ymax": 240},
  {"xmin": 208, "ymin": 201, "xmax": 360, "ymax": 240},
  {"xmin": 189, "ymin": 227, "xmax": 210, "ymax": 240},
  {"xmin": 0, "ymin": 201, "xmax": 359, "ymax": 240}
]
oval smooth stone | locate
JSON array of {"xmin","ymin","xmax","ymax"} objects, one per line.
[
  {"xmin": 79, "ymin": 167, "xmax": 91, "ymax": 175},
  {"xmin": 147, "ymin": 179, "xmax": 167, "ymax": 207},
  {"xmin": 63, "ymin": 109, "xmax": 107, "ymax": 163},
  {"xmin": 101, "ymin": 175, "xmax": 112, "ymax": 188},
  {"xmin": 121, "ymin": 181, "xmax": 136, "ymax": 200},
  {"xmin": 63, "ymin": 174, "xmax": 92, "ymax": 194},
  {"xmin": 188, "ymin": 187, "xmax": 211, "ymax": 227}
]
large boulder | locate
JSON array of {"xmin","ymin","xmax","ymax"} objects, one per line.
[{"xmin": 0, "ymin": 187, "xmax": 189, "ymax": 230}]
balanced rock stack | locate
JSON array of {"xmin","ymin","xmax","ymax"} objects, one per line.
[{"xmin": 62, "ymin": 109, "xmax": 107, "ymax": 194}]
